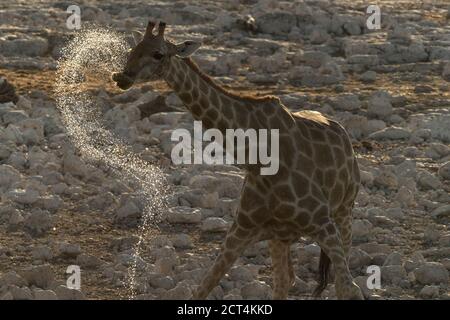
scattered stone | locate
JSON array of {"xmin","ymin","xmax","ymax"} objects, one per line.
[
  {"xmin": 431, "ymin": 205, "xmax": 450, "ymax": 219},
  {"xmin": 19, "ymin": 264, "xmax": 54, "ymax": 289},
  {"xmin": 201, "ymin": 217, "xmax": 229, "ymax": 232},
  {"xmin": 369, "ymin": 127, "xmax": 411, "ymax": 140},
  {"xmin": 54, "ymin": 285, "xmax": 85, "ymax": 300},
  {"xmin": 0, "ymin": 271, "xmax": 27, "ymax": 287},
  {"xmin": 6, "ymin": 188, "xmax": 40, "ymax": 205},
  {"xmin": 349, "ymin": 248, "xmax": 372, "ymax": 269},
  {"xmin": 257, "ymin": 12, "xmax": 297, "ymax": 35},
  {"xmin": 443, "ymin": 62, "xmax": 450, "ymax": 81},
  {"xmin": 240, "ymin": 280, "xmax": 271, "ymax": 299},
  {"xmin": 148, "ymin": 273, "xmax": 175, "ymax": 290},
  {"xmin": 0, "ymin": 164, "xmax": 22, "ymax": 191},
  {"xmin": 423, "ymin": 225, "xmax": 440, "ymax": 243},
  {"xmin": 383, "ymin": 252, "xmax": 403, "ymax": 266},
  {"xmin": 171, "ymin": 234, "xmax": 193, "ymax": 249},
  {"xmin": 419, "ymin": 285, "xmax": 440, "ymax": 299},
  {"xmin": 57, "ymin": 242, "xmax": 81, "ymax": 259},
  {"xmin": 331, "ymin": 94, "xmax": 361, "ymax": 111},
  {"xmin": 352, "ymin": 219, "xmax": 372, "ymax": 239},
  {"xmin": 162, "ymin": 282, "xmax": 192, "ymax": 299},
  {"xmin": 62, "ymin": 151, "xmax": 88, "ymax": 179},
  {"xmin": 438, "ymin": 161, "xmax": 450, "ymax": 180},
  {"xmin": 76, "ymin": 253, "xmax": 103, "ymax": 269},
  {"xmin": 414, "ymin": 262, "xmax": 449, "ymax": 285},
  {"xmin": 0, "ymin": 34, "xmax": 48, "ymax": 56},
  {"xmin": 367, "ymin": 91, "xmax": 393, "ymax": 119},
  {"xmin": 381, "ymin": 265, "xmax": 407, "ymax": 285},
  {"xmin": 166, "ymin": 207, "xmax": 202, "ymax": 224},
  {"xmin": 359, "ymin": 70, "xmax": 377, "ymax": 83},
  {"xmin": 33, "ymin": 289, "xmax": 58, "ymax": 300},
  {"xmin": 417, "ymin": 171, "xmax": 442, "ymax": 190},
  {"xmin": 24, "ymin": 210, "xmax": 54, "ymax": 237},
  {"xmin": 114, "ymin": 198, "xmax": 142, "ymax": 226},
  {"xmin": 10, "ymin": 285, "xmax": 33, "ymax": 300},
  {"xmin": 31, "ymin": 245, "xmax": 53, "ymax": 261}
]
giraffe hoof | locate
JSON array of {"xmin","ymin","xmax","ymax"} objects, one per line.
[{"xmin": 346, "ymin": 282, "xmax": 364, "ymax": 300}]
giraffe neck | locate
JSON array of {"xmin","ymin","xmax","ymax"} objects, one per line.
[{"xmin": 164, "ymin": 56, "xmax": 258, "ymax": 132}]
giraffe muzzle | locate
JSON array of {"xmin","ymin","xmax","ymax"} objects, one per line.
[{"xmin": 112, "ymin": 72, "xmax": 134, "ymax": 90}]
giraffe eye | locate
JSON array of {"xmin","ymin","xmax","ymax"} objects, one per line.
[{"xmin": 153, "ymin": 52, "xmax": 164, "ymax": 60}]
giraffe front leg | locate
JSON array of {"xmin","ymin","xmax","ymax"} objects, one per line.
[
  {"xmin": 193, "ymin": 222, "xmax": 255, "ymax": 299},
  {"xmin": 312, "ymin": 223, "xmax": 363, "ymax": 300},
  {"xmin": 269, "ymin": 240, "xmax": 293, "ymax": 300}
]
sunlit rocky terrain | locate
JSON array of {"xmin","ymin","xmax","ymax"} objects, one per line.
[{"xmin": 0, "ymin": 0, "xmax": 449, "ymax": 300}]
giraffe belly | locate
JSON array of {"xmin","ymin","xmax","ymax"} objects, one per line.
[{"xmin": 261, "ymin": 211, "xmax": 320, "ymax": 242}]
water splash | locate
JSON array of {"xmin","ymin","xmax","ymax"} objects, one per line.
[{"xmin": 54, "ymin": 26, "xmax": 168, "ymax": 299}]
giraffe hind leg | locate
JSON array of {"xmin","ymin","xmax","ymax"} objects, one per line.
[
  {"xmin": 312, "ymin": 182, "xmax": 358, "ymax": 298},
  {"xmin": 313, "ymin": 204, "xmax": 356, "ymax": 299},
  {"xmin": 311, "ymin": 222, "xmax": 363, "ymax": 300}
]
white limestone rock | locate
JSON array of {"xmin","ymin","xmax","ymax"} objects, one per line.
[
  {"xmin": 331, "ymin": 94, "xmax": 362, "ymax": 111},
  {"xmin": 0, "ymin": 164, "xmax": 22, "ymax": 192},
  {"xmin": 57, "ymin": 242, "xmax": 81, "ymax": 259},
  {"xmin": 54, "ymin": 285, "xmax": 85, "ymax": 300},
  {"xmin": 201, "ymin": 217, "xmax": 229, "ymax": 232},
  {"xmin": 414, "ymin": 262, "xmax": 449, "ymax": 285},
  {"xmin": 24, "ymin": 210, "xmax": 54, "ymax": 237},
  {"xmin": 33, "ymin": 289, "xmax": 58, "ymax": 300},
  {"xmin": 166, "ymin": 206, "xmax": 202, "ymax": 224},
  {"xmin": 0, "ymin": 34, "xmax": 48, "ymax": 57},
  {"xmin": 240, "ymin": 280, "xmax": 271, "ymax": 299},
  {"xmin": 367, "ymin": 91, "xmax": 393, "ymax": 119},
  {"xmin": 438, "ymin": 161, "xmax": 450, "ymax": 180},
  {"xmin": 19, "ymin": 264, "xmax": 55, "ymax": 289},
  {"xmin": 352, "ymin": 219, "xmax": 372, "ymax": 239},
  {"xmin": 369, "ymin": 127, "xmax": 411, "ymax": 140},
  {"xmin": 419, "ymin": 285, "xmax": 440, "ymax": 299},
  {"xmin": 6, "ymin": 188, "xmax": 40, "ymax": 205}
]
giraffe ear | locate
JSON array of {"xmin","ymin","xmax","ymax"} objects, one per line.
[
  {"xmin": 132, "ymin": 31, "xmax": 144, "ymax": 45},
  {"xmin": 174, "ymin": 40, "xmax": 201, "ymax": 57}
]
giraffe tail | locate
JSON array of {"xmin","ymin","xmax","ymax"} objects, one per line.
[{"xmin": 312, "ymin": 249, "xmax": 331, "ymax": 298}]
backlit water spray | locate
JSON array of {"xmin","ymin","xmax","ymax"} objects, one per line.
[{"xmin": 54, "ymin": 27, "xmax": 168, "ymax": 299}]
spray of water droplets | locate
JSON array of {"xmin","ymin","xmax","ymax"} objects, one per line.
[{"xmin": 54, "ymin": 26, "xmax": 168, "ymax": 299}]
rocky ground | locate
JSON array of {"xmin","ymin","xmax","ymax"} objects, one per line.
[{"xmin": 0, "ymin": 0, "xmax": 449, "ymax": 300}]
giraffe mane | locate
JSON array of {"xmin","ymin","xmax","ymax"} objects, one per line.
[
  {"xmin": 181, "ymin": 57, "xmax": 279, "ymax": 103},
  {"xmin": 292, "ymin": 110, "xmax": 330, "ymax": 125}
]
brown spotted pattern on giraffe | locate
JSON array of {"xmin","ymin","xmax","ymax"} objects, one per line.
[
  {"xmin": 315, "ymin": 144, "xmax": 334, "ymax": 168},
  {"xmin": 292, "ymin": 172, "xmax": 310, "ymax": 196},
  {"xmin": 234, "ymin": 226, "xmax": 251, "ymax": 238},
  {"xmin": 296, "ymin": 154, "xmax": 315, "ymax": 176},
  {"xmin": 332, "ymin": 146, "xmax": 346, "ymax": 168},
  {"xmin": 274, "ymin": 184, "xmax": 295, "ymax": 202},
  {"xmin": 210, "ymin": 90, "xmax": 220, "ymax": 107},
  {"xmin": 205, "ymin": 108, "xmax": 219, "ymax": 122},
  {"xmin": 274, "ymin": 204, "xmax": 296, "ymax": 220},
  {"xmin": 325, "ymin": 169, "xmax": 337, "ymax": 188},
  {"xmin": 313, "ymin": 206, "xmax": 330, "ymax": 225},
  {"xmin": 250, "ymin": 207, "xmax": 271, "ymax": 224}
]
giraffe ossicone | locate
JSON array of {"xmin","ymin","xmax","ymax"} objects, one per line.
[{"xmin": 112, "ymin": 21, "xmax": 364, "ymax": 300}]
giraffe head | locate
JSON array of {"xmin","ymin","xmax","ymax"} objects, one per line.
[{"xmin": 113, "ymin": 21, "xmax": 201, "ymax": 90}]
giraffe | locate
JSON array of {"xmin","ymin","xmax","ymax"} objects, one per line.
[{"xmin": 113, "ymin": 21, "xmax": 364, "ymax": 300}]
